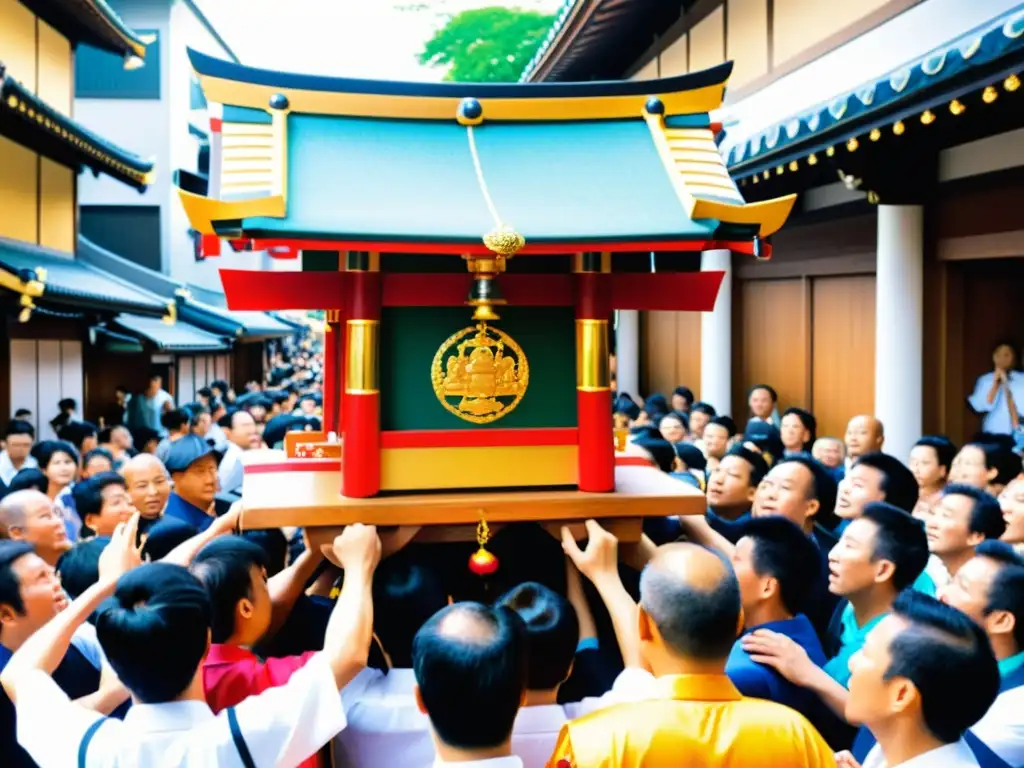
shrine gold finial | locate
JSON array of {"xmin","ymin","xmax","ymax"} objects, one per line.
[{"xmin": 431, "ymin": 321, "xmax": 529, "ymax": 424}]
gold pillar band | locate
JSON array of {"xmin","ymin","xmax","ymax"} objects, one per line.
[
  {"xmin": 576, "ymin": 319, "xmax": 610, "ymax": 391},
  {"xmin": 326, "ymin": 309, "xmax": 342, "ymax": 324},
  {"xmin": 345, "ymin": 319, "xmax": 379, "ymax": 394}
]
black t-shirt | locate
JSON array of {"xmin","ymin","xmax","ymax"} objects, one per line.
[{"xmin": 0, "ymin": 645, "xmax": 100, "ymax": 767}]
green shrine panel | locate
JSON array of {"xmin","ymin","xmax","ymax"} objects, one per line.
[{"xmin": 380, "ymin": 306, "xmax": 577, "ymax": 431}]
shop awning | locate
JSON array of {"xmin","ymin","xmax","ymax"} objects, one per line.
[
  {"xmin": 109, "ymin": 314, "xmax": 231, "ymax": 352},
  {"xmin": 0, "ymin": 237, "xmax": 172, "ymax": 319},
  {"xmin": 76, "ymin": 236, "xmax": 295, "ymax": 341},
  {"xmin": 723, "ymin": 4, "xmax": 1024, "ymax": 177}
]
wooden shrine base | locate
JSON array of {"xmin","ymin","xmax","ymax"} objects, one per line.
[{"xmin": 239, "ymin": 463, "xmax": 705, "ymax": 540}]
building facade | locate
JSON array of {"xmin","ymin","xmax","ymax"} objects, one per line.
[{"xmin": 527, "ymin": 0, "xmax": 1024, "ymax": 457}]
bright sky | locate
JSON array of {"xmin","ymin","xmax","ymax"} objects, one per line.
[{"xmin": 198, "ymin": 0, "xmax": 565, "ymax": 81}]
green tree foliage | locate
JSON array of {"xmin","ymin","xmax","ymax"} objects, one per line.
[{"xmin": 419, "ymin": 7, "xmax": 556, "ymax": 82}]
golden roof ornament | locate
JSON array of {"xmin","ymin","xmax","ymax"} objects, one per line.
[{"xmin": 483, "ymin": 225, "xmax": 525, "ymax": 257}]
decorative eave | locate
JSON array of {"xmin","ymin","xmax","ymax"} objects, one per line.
[
  {"xmin": 20, "ymin": 0, "xmax": 150, "ymax": 61},
  {"xmin": 0, "ymin": 65, "xmax": 155, "ymax": 190},
  {"xmin": 520, "ymin": 0, "xmax": 683, "ymax": 84},
  {"xmin": 725, "ymin": 7, "xmax": 1024, "ymax": 181},
  {"xmin": 189, "ymin": 48, "xmax": 732, "ymax": 121}
]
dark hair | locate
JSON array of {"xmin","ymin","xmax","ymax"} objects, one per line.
[
  {"xmin": 672, "ymin": 386, "xmax": 695, "ymax": 407},
  {"xmin": 913, "ymin": 436, "xmax": 957, "ymax": 475},
  {"xmin": 782, "ymin": 407, "xmax": 817, "ymax": 451},
  {"xmin": 640, "ymin": 548, "xmax": 740, "ymax": 659},
  {"xmin": 498, "ymin": 582, "xmax": 578, "ymax": 690},
  {"xmin": 3, "ymin": 420, "xmax": 34, "ymax": 440},
  {"xmin": 183, "ymin": 404, "xmax": 210, "ymax": 429},
  {"xmin": 6, "ymin": 468, "xmax": 48, "ymax": 494},
  {"xmin": 691, "ymin": 401, "xmax": 717, "ymax": 418},
  {"xmin": 58, "ymin": 398, "xmax": 77, "ymax": 412},
  {"xmin": 210, "ymin": 379, "xmax": 229, "ymax": 394},
  {"xmin": 748, "ymin": 384, "xmax": 778, "ymax": 402},
  {"xmin": 73, "ymin": 472, "xmax": 127, "ymax": 531},
  {"xmin": 412, "ymin": 603, "xmax": 527, "ymax": 750},
  {"xmin": 97, "ymin": 427, "xmax": 113, "ymax": 444},
  {"xmin": 742, "ymin": 517, "xmax": 821, "ymax": 616},
  {"xmin": 673, "ymin": 442, "xmax": 707, "ymax": 472},
  {"xmin": 724, "ymin": 445, "xmax": 768, "ymax": 486},
  {"xmin": 632, "ymin": 437, "xmax": 676, "ymax": 473},
  {"xmin": 886, "ymin": 591, "xmax": 1000, "ymax": 743},
  {"xmin": 82, "ymin": 448, "xmax": 114, "ymax": 471},
  {"xmin": 942, "ymin": 484, "xmax": 1006, "ymax": 540},
  {"xmin": 373, "ymin": 555, "xmax": 447, "ymax": 669},
  {"xmin": 141, "ymin": 518, "xmax": 199, "ymax": 561},
  {"xmin": 148, "ymin": 370, "xmax": 163, "ymax": 382},
  {"xmin": 160, "ymin": 409, "xmax": 190, "ymax": 433},
  {"xmin": 190, "ymin": 536, "xmax": 269, "ymax": 643},
  {"xmin": 57, "ymin": 422, "xmax": 98, "ymax": 453},
  {"xmin": 861, "ymin": 502, "xmax": 929, "ymax": 591},
  {"xmin": 612, "ymin": 393, "xmax": 641, "ymax": 421},
  {"xmin": 130, "ymin": 426, "xmax": 160, "ymax": 452},
  {"xmin": 643, "ymin": 393, "xmax": 669, "ymax": 419},
  {"xmin": 13, "ymin": 409, "xmax": 31, "ymax": 419},
  {"xmin": 30, "ymin": 439, "xmax": 80, "ymax": 470},
  {"xmin": 779, "ymin": 454, "xmax": 839, "ymax": 528},
  {"xmin": 0, "ymin": 541, "xmax": 35, "ymax": 627},
  {"xmin": 975, "ymin": 541, "xmax": 1024, "ymax": 651},
  {"xmin": 706, "ymin": 415, "xmax": 738, "ymax": 437},
  {"xmin": 56, "ymin": 538, "xmax": 109, "ymax": 599},
  {"xmin": 962, "ymin": 442, "xmax": 1019, "ymax": 486},
  {"xmin": 95, "ymin": 563, "xmax": 212, "ymax": 703},
  {"xmin": 629, "ymin": 424, "xmax": 662, "ymax": 442},
  {"xmin": 657, "ymin": 410, "xmax": 690, "ymax": 432},
  {"xmin": 197, "ymin": 387, "xmax": 213, "ymax": 399},
  {"xmin": 853, "ymin": 453, "xmax": 919, "ymax": 513}
]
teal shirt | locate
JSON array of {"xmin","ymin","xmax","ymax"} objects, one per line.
[
  {"xmin": 998, "ymin": 650, "xmax": 1024, "ymax": 680},
  {"xmin": 824, "ymin": 603, "xmax": 887, "ymax": 687},
  {"xmin": 912, "ymin": 570, "xmax": 936, "ymax": 596}
]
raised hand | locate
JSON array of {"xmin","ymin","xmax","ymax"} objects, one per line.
[
  {"xmin": 98, "ymin": 512, "xmax": 144, "ymax": 583},
  {"xmin": 561, "ymin": 519, "xmax": 619, "ymax": 586},
  {"xmin": 834, "ymin": 751, "xmax": 862, "ymax": 768},
  {"xmin": 332, "ymin": 524, "xmax": 381, "ymax": 576}
]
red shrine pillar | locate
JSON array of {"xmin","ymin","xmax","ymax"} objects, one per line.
[
  {"xmin": 342, "ymin": 251, "xmax": 381, "ymax": 497},
  {"xmin": 574, "ymin": 252, "xmax": 614, "ymax": 492},
  {"xmin": 322, "ymin": 309, "xmax": 344, "ymax": 435}
]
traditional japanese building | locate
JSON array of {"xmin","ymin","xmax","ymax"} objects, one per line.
[
  {"xmin": 527, "ymin": 0, "xmax": 1024, "ymax": 457},
  {"xmin": 178, "ymin": 48, "xmax": 792, "ymax": 532},
  {"xmin": 0, "ymin": 0, "xmax": 295, "ymax": 431}
]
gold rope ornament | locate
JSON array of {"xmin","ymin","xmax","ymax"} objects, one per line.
[{"xmin": 468, "ymin": 512, "xmax": 499, "ymax": 576}]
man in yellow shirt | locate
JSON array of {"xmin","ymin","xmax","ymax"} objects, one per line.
[{"xmin": 549, "ymin": 535, "xmax": 836, "ymax": 768}]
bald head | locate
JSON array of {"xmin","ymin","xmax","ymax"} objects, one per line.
[
  {"xmin": 845, "ymin": 415, "xmax": 885, "ymax": 460},
  {"xmin": 121, "ymin": 453, "xmax": 171, "ymax": 519},
  {"xmin": 640, "ymin": 543, "xmax": 741, "ymax": 660},
  {"xmin": 0, "ymin": 490, "xmax": 50, "ymax": 537}
]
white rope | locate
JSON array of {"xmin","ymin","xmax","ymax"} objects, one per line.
[{"xmin": 466, "ymin": 125, "xmax": 503, "ymax": 228}]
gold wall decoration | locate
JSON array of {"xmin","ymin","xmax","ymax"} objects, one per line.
[{"xmin": 431, "ymin": 322, "xmax": 529, "ymax": 424}]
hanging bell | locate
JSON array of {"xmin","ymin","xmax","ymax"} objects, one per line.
[{"xmin": 468, "ymin": 513, "xmax": 499, "ymax": 576}]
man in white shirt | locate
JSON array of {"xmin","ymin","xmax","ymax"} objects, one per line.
[
  {"xmin": 217, "ymin": 410, "xmax": 260, "ymax": 495},
  {"xmin": 837, "ymin": 591, "xmax": 1000, "ymax": 768},
  {"xmin": 938, "ymin": 540, "xmax": 1024, "ymax": 765},
  {"xmin": 0, "ymin": 514, "xmax": 381, "ymax": 767},
  {"xmin": 0, "ymin": 420, "xmax": 37, "ymax": 486},
  {"xmin": 412, "ymin": 602, "xmax": 528, "ymax": 768}
]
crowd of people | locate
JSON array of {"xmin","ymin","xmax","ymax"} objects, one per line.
[{"xmin": 0, "ymin": 337, "xmax": 1022, "ymax": 767}]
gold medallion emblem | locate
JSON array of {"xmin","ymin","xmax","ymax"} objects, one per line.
[{"xmin": 431, "ymin": 322, "xmax": 529, "ymax": 424}]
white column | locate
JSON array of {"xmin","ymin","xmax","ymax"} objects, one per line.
[
  {"xmin": 700, "ymin": 249, "xmax": 732, "ymax": 414},
  {"xmin": 616, "ymin": 310, "xmax": 640, "ymax": 398},
  {"xmin": 875, "ymin": 205, "xmax": 924, "ymax": 460}
]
